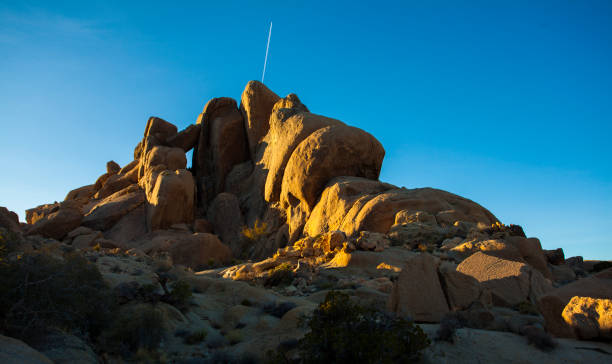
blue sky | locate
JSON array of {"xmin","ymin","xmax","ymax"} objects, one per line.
[{"xmin": 0, "ymin": 1, "xmax": 610, "ymax": 259}]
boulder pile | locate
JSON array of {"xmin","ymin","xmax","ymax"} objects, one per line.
[{"xmin": 1, "ymin": 81, "xmax": 610, "ymax": 361}]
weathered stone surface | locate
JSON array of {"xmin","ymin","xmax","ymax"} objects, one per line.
[
  {"xmin": 240, "ymin": 80, "xmax": 280, "ymax": 157},
  {"xmin": 82, "ymin": 185, "xmax": 145, "ymax": 231},
  {"xmin": 457, "ymin": 252, "xmax": 553, "ymax": 307},
  {"xmin": 118, "ymin": 160, "xmax": 139, "ymax": 176},
  {"xmin": 64, "ymin": 185, "xmax": 96, "ymax": 204},
  {"xmin": 354, "ymin": 231, "xmax": 389, "ymax": 252},
  {"xmin": 146, "ymin": 169, "xmax": 195, "ymax": 231},
  {"xmin": 93, "ymin": 172, "xmax": 110, "ymax": 191},
  {"xmin": 508, "ymin": 236, "xmax": 552, "ymax": 279},
  {"xmin": 138, "ymin": 145, "xmax": 187, "ymax": 181},
  {"xmin": 94, "ymin": 167, "xmax": 138, "ymax": 200},
  {"xmin": 0, "ymin": 335, "xmax": 53, "ymax": 364},
  {"xmin": 207, "ymin": 192, "xmax": 243, "ymax": 255},
  {"xmin": 27, "ymin": 201, "xmax": 82, "ymax": 240},
  {"xmin": 263, "ymin": 112, "xmax": 343, "ymax": 204},
  {"xmin": 106, "ymin": 160, "xmax": 120, "ymax": 175},
  {"xmin": 0, "ymin": 206, "xmax": 21, "ymax": 233},
  {"xmin": 544, "ymin": 248, "xmax": 565, "ymax": 265},
  {"xmin": 388, "ymin": 253, "xmax": 449, "ymax": 322},
  {"xmin": 103, "ymin": 204, "xmax": 147, "ymax": 246},
  {"xmin": 562, "ymin": 296, "xmax": 612, "ymax": 340},
  {"xmin": 193, "ymin": 218, "xmax": 213, "ymax": 233},
  {"xmin": 451, "ymin": 239, "xmax": 522, "ymax": 261},
  {"xmin": 394, "ymin": 210, "xmax": 437, "ymax": 225},
  {"xmin": 72, "ymin": 231, "xmax": 103, "ymax": 249},
  {"xmin": 341, "ymin": 187, "xmax": 498, "ymax": 238},
  {"xmin": 550, "ymin": 264, "xmax": 577, "ymax": 283},
  {"xmin": 439, "ymin": 261, "xmax": 491, "ymax": 310},
  {"xmin": 303, "ymin": 177, "xmax": 394, "ymax": 237},
  {"xmin": 167, "ymin": 124, "xmax": 201, "ymax": 152},
  {"xmin": 538, "ymin": 268, "xmax": 612, "ymax": 338},
  {"xmin": 280, "ymin": 124, "xmax": 385, "ymax": 240},
  {"xmin": 192, "ymin": 97, "xmax": 249, "ymax": 201},
  {"xmin": 388, "ymin": 222, "xmax": 447, "ymax": 248},
  {"xmin": 143, "ymin": 116, "xmax": 178, "ymax": 143},
  {"xmin": 25, "ymin": 203, "xmax": 60, "ymax": 225}
]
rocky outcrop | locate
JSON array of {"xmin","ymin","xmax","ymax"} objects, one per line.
[
  {"xmin": 562, "ymin": 296, "xmax": 612, "ymax": 340},
  {"xmin": 82, "ymin": 185, "xmax": 145, "ymax": 231},
  {"xmin": 207, "ymin": 193, "xmax": 243, "ymax": 255},
  {"xmin": 145, "ymin": 169, "xmax": 195, "ymax": 231},
  {"xmin": 0, "ymin": 335, "xmax": 53, "ymax": 364},
  {"xmin": 192, "ymin": 97, "xmax": 249, "ymax": 204},
  {"xmin": 387, "ymin": 253, "xmax": 449, "ymax": 322},
  {"xmin": 240, "ymin": 81, "xmax": 280, "ymax": 157},
  {"xmin": 538, "ymin": 268, "xmax": 612, "ymax": 338},
  {"xmin": 457, "ymin": 252, "xmax": 553, "ymax": 307},
  {"xmin": 27, "ymin": 201, "xmax": 82, "ymax": 240},
  {"xmin": 0, "ymin": 206, "xmax": 21, "ymax": 233}
]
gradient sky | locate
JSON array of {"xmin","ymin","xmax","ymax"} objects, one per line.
[{"xmin": 1, "ymin": 1, "xmax": 610, "ymax": 259}]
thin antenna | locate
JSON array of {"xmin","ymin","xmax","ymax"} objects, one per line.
[{"xmin": 262, "ymin": 21, "xmax": 272, "ymax": 83}]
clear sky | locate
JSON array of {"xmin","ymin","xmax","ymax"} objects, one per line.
[{"xmin": 0, "ymin": 1, "xmax": 610, "ymax": 259}]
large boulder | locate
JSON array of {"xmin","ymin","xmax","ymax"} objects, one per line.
[
  {"xmin": 64, "ymin": 185, "xmax": 96, "ymax": 205},
  {"xmin": 207, "ymin": 193, "xmax": 243, "ymax": 255},
  {"xmin": 82, "ymin": 185, "xmax": 145, "ymax": 231},
  {"xmin": 0, "ymin": 206, "xmax": 21, "ymax": 233},
  {"xmin": 167, "ymin": 124, "xmax": 201, "ymax": 152},
  {"xmin": 138, "ymin": 145, "xmax": 187, "ymax": 182},
  {"xmin": 562, "ymin": 296, "xmax": 612, "ymax": 340},
  {"xmin": 141, "ymin": 231, "xmax": 232, "ymax": 270},
  {"xmin": 143, "ymin": 116, "xmax": 178, "ymax": 143},
  {"xmin": 303, "ymin": 177, "xmax": 394, "ymax": 237},
  {"xmin": 0, "ymin": 335, "xmax": 53, "ymax": 364},
  {"xmin": 280, "ymin": 124, "xmax": 385, "ymax": 240},
  {"xmin": 94, "ymin": 162, "xmax": 139, "ymax": 200},
  {"xmin": 263, "ymin": 111, "xmax": 342, "ymax": 204},
  {"xmin": 387, "ymin": 253, "xmax": 450, "ymax": 322},
  {"xmin": 240, "ymin": 80, "xmax": 280, "ymax": 157},
  {"xmin": 457, "ymin": 252, "xmax": 553, "ymax": 307},
  {"xmin": 27, "ymin": 201, "xmax": 82, "ymax": 240},
  {"xmin": 192, "ymin": 97, "xmax": 249, "ymax": 202},
  {"xmin": 145, "ymin": 169, "xmax": 195, "ymax": 231},
  {"xmin": 439, "ymin": 261, "xmax": 492, "ymax": 311},
  {"xmin": 25, "ymin": 203, "xmax": 60, "ymax": 225},
  {"xmin": 103, "ymin": 204, "xmax": 147, "ymax": 246},
  {"xmin": 538, "ymin": 268, "xmax": 612, "ymax": 338},
  {"xmin": 106, "ymin": 160, "xmax": 120, "ymax": 175}
]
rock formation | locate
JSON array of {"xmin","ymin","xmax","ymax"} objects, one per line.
[{"xmin": 2, "ymin": 80, "xmax": 610, "ymax": 362}]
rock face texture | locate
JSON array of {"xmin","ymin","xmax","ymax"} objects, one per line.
[
  {"xmin": 562, "ymin": 296, "xmax": 612, "ymax": 340},
  {"xmin": 457, "ymin": 252, "xmax": 552, "ymax": 307},
  {"xmin": 387, "ymin": 253, "xmax": 449, "ymax": 322}
]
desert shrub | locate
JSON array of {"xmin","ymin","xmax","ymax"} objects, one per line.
[
  {"xmin": 0, "ymin": 249, "xmax": 113, "ymax": 339},
  {"xmin": 516, "ymin": 300, "xmax": 539, "ymax": 316},
  {"xmin": 242, "ymin": 219, "xmax": 269, "ymax": 242},
  {"xmin": 435, "ymin": 313, "xmax": 466, "ymax": 343},
  {"xmin": 165, "ymin": 280, "xmax": 193, "ymax": 311},
  {"xmin": 522, "ymin": 325, "xmax": 557, "ymax": 352},
  {"xmin": 226, "ymin": 329, "xmax": 243, "ymax": 345},
  {"xmin": 296, "ymin": 291, "xmax": 429, "ymax": 363},
  {"xmin": 184, "ymin": 329, "xmax": 208, "ymax": 345},
  {"xmin": 100, "ymin": 303, "xmax": 165, "ymax": 355},
  {"xmin": 262, "ymin": 301, "xmax": 297, "ymax": 318},
  {"xmin": 265, "ymin": 263, "xmax": 294, "ymax": 287}
]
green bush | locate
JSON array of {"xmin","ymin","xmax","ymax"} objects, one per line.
[
  {"xmin": 0, "ymin": 247, "xmax": 113, "ymax": 339},
  {"xmin": 100, "ymin": 303, "xmax": 165, "ymax": 355},
  {"xmin": 296, "ymin": 291, "xmax": 429, "ymax": 364},
  {"xmin": 165, "ymin": 280, "xmax": 193, "ymax": 311},
  {"xmin": 265, "ymin": 262, "xmax": 294, "ymax": 287},
  {"xmin": 184, "ymin": 329, "xmax": 208, "ymax": 345}
]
